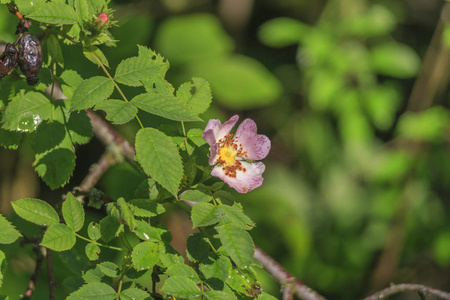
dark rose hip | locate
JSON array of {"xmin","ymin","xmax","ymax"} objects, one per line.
[
  {"xmin": 18, "ymin": 32, "xmax": 42, "ymax": 85},
  {"xmin": 0, "ymin": 43, "xmax": 18, "ymax": 79}
]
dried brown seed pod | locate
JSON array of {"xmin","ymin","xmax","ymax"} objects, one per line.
[
  {"xmin": 0, "ymin": 43, "xmax": 18, "ymax": 79},
  {"xmin": 18, "ymin": 32, "xmax": 42, "ymax": 86}
]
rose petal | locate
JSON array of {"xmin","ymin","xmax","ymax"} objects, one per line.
[
  {"xmin": 211, "ymin": 161, "xmax": 265, "ymax": 193},
  {"xmin": 202, "ymin": 115, "xmax": 239, "ymax": 146},
  {"xmin": 235, "ymin": 119, "xmax": 271, "ymax": 160}
]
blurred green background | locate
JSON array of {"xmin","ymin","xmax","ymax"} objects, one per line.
[{"xmin": 1, "ymin": 0, "xmax": 450, "ymax": 299}]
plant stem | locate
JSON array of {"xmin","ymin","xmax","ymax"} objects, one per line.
[
  {"xmin": 75, "ymin": 233, "xmax": 124, "ymax": 251},
  {"xmin": 91, "ymin": 51, "xmax": 145, "ymax": 129}
]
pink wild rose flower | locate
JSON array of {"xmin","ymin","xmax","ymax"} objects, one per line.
[{"xmin": 202, "ymin": 115, "xmax": 271, "ymax": 193}]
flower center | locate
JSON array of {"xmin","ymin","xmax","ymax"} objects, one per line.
[{"xmin": 216, "ymin": 134, "xmax": 248, "ymax": 178}]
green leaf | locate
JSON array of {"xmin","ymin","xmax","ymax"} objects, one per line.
[
  {"xmin": 159, "ymin": 242, "xmax": 184, "ymax": 268},
  {"xmin": 204, "ymin": 291, "xmax": 237, "ymax": 300},
  {"xmin": 166, "ymin": 264, "xmax": 200, "ymax": 283},
  {"xmin": 199, "ymin": 255, "xmax": 231, "ymax": 285},
  {"xmin": 0, "ymin": 214, "xmax": 22, "ymax": 244},
  {"xmin": 187, "ymin": 128, "xmax": 207, "ymax": 147},
  {"xmin": 129, "ymin": 199, "xmax": 165, "ymax": 218},
  {"xmin": 370, "ymin": 42, "xmax": 420, "ymax": 78},
  {"xmin": 94, "ymin": 99, "xmax": 137, "ymax": 125},
  {"xmin": 27, "ymin": 1, "xmax": 79, "ymax": 24},
  {"xmin": 189, "ymin": 55, "xmax": 282, "ymax": 110},
  {"xmin": 47, "ymin": 34, "xmax": 64, "ymax": 68},
  {"xmin": 82, "ymin": 266, "xmax": 104, "ymax": 283},
  {"xmin": 258, "ymin": 17, "xmax": 307, "ymax": 47},
  {"xmin": 12, "ymin": 198, "xmax": 59, "ymax": 226},
  {"xmin": 84, "ymin": 46, "xmax": 110, "ymax": 68},
  {"xmin": 71, "ymin": 76, "xmax": 114, "ymax": 111},
  {"xmin": 131, "ymin": 93, "xmax": 201, "ymax": 122},
  {"xmin": 0, "ymin": 129, "xmax": 21, "ymax": 149},
  {"xmin": 2, "ymin": 92, "xmax": 52, "ymax": 132},
  {"xmin": 186, "ymin": 233, "xmax": 210, "ymax": 263},
  {"xmin": 0, "ymin": 250, "xmax": 5, "ymax": 288},
  {"xmin": 180, "ymin": 190, "xmax": 212, "ymax": 203},
  {"xmin": 227, "ymin": 268, "xmax": 262, "ymax": 297},
  {"xmin": 219, "ymin": 204, "xmax": 255, "ymax": 229},
  {"xmin": 99, "ymin": 215, "xmax": 123, "ymax": 243},
  {"xmin": 87, "ymin": 222, "xmax": 101, "ymax": 241},
  {"xmin": 63, "ymin": 193, "xmax": 85, "ymax": 232},
  {"xmin": 85, "ymin": 243, "xmax": 100, "ymax": 261},
  {"xmin": 66, "ymin": 282, "xmax": 116, "ymax": 299},
  {"xmin": 97, "ymin": 262, "xmax": 118, "ymax": 277},
  {"xmin": 135, "ymin": 128, "xmax": 183, "ymax": 196},
  {"xmin": 41, "ymin": 224, "xmax": 76, "ymax": 251},
  {"xmin": 132, "ymin": 241, "xmax": 159, "ymax": 271},
  {"xmin": 161, "ymin": 276, "xmax": 201, "ymax": 298},
  {"xmin": 114, "ymin": 46, "xmax": 169, "ymax": 87},
  {"xmin": 115, "ymin": 198, "xmax": 136, "ymax": 230},
  {"xmin": 120, "ymin": 288, "xmax": 150, "ymax": 300},
  {"xmin": 34, "ymin": 147, "xmax": 76, "ymax": 190},
  {"xmin": 396, "ymin": 107, "xmax": 449, "ymax": 142},
  {"xmin": 61, "ymin": 70, "xmax": 84, "ymax": 100},
  {"xmin": 66, "ymin": 109, "xmax": 93, "ymax": 145},
  {"xmin": 217, "ymin": 223, "xmax": 254, "ymax": 268},
  {"xmin": 191, "ymin": 202, "xmax": 223, "ymax": 227},
  {"xmin": 177, "ymin": 77, "xmax": 212, "ymax": 115}
]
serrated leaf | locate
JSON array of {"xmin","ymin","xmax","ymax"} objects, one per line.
[
  {"xmin": 166, "ymin": 264, "xmax": 200, "ymax": 283},
  {"xmin": 97, "ymin": 262, "xmax": 118, "ymax": 277},
  {"xmin": 186, "ymin": 233, "xmax": 210, "ymax": 263},
  {"xmin": 191, "ymin": 202, "xmax": 223, "ymax": 228},
  {"xmin": 177, "ymin": 77, "xmax": 212, "ymax": 115},
  {"xmin": 187, "ymin": 128, "xmax": 207, "ymax": 147},
  {"xmin": 27, "ymin": 1, "xmax": 79, "ymax": 24},
  {"xmin": 66, "ymin": 110, "xmax": 93, "ymax": 145},
  {"xmin": 34, "ymin": 147, "xmax": 76, "ymax": 190},
  {"xmin": 0, "ymin": 129, "xmax": 21, "ymax": 149},
  {"xmin": 120, "ymin": 287, "xmax": 150, "ymax": 300},
  {"xmin": 181, "ymin": 190, "xmax": 212, "ymax": 203},
  {"xmin": 134, "ymin": 221, "xmax": 167, "ymax": 242},
  {"xmin": 71, "ymin": 76, "xmax": 114, "ymax": 111},
  {"xmin": 82, "ymin": 266, "xmax": 104, "ymax": 283},
  {"xmin": 227, "ymin": 268, "xmax": 261, "ymax": 297},
  {"xmin": 159, "ymin": 242, "xmax": 183, "ymax": 268},
  {"xmin": 129, "ymin": 199, "xmax": 165, "ymax": 218},
  {"xmin": 217, "ymin": 224, "xmax": 254, "ymax": 268},
  {"xmin": 115, "ymin": 198, "xmax": 136, "ymax": 230},
  {"xmin": 31, "ymin": 121, "xmax": 68, "ymax": 154},
  {"xmin": 204, "ymin": 291, "xmax": 237, "ymax": 300},
  {"xmin": 132, "ymin": 241, "xmax": 159, "ymax": 271},
  {"xmin": 94, "ymin": 99, "xmax": 137, "ymax": 124},
  {"xmin": 131, "ymin": 93, "xmax": 201, "ymax": 122},
  {"xmin": 84, "ymin": 46, "xmax": 109, "ymax": 68},
  {"xmin": 2, "ymin": 92, "xmax": 52, "ymax": 132},
  {"xmin": 12, "ymin": 198, "xmax": 59, "ymax": 226},
  {"xmin": 114, "ymin": 46, "xmax": 169, "ymax": 87},
  {"xmin": 87, "ymin": 222, "xmax": 101, "ymax": 241},
  {"xmin": 41, "ymin": 224, "xmax": 76, "ymax": 251},
  {"xmin": 99, "ymin": 215, "xmax": 123, "ymax": 243},
  {"xmin": 63, "ymin": 193, "xmax": 85, "ymax": 232},
  {"xmin": 47, "ymin": 34, "xmax": 64, "ymax": 68},
  {"xmin": 219, "ymin": 204, "xmax": 255, "ymax": 229},
  {"xmin": 61, "ymin": 70, "xmax": 84, "ymax": 100},
  {"xmin": 85, "ymin": 243, "xmax": 100, "ymax": 261},
  {"xmin": 135, "ymin": 128, "xmax": 183, "ymax": 196},
  {"xmin": 0, "ymin": 214, "xmax": 22, "ymax": 244},
  {"xmin": 27, "ymin": 1, "xmax": 78, "ymax": 25},
  {"xmin": 161, "ymin": 276, "xmax": 201, "ymax": 298},
  {"xmin": 66, "ymin": 282, "xmax": 116, "ymax": 299},
  {"xmin": 200, "ymin": 255, "xmax": 231, "ymax": 285}
]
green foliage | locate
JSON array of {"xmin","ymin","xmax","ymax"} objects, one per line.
[
  {"xmin": 0, "ymin": 215, "xmax": 22, "ymax": 244},
  {"xmin": 12, "ymin": 198, "xmax": 59, "ymax": 226}
]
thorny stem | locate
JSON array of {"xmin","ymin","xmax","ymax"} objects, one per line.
[
  {"xmin": 363, "ymin": 284, "xmax": 450, "ymax": 300},
  {"xmin": 74, "ymin": 233, "xmax": 124, "ymax": 251}
]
